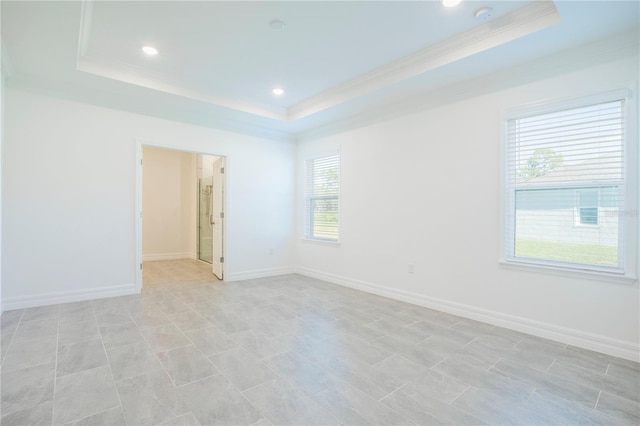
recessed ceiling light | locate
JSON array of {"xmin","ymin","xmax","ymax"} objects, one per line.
[
  {"xmin": 269, "ymin": 20, "xmax": 286, "ymax": 30},
  {"xmin": 442, "ymin": 0, "xmax": 462, "ymax": 7},
  {"xmin": 272, "ymin": 88, "xmax": 284, "ymax": 96},
  {"xmin": 475, "ymin": 7, "xmax": 494, "ymax": 21},
  {"xmin": 142, "ymin": 46, "xmax": 158, "ymax": 56}
]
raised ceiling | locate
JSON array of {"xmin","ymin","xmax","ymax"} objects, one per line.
[{"xmin": 1, "ymin": 1, "xmax": 639, "ymax": 140}]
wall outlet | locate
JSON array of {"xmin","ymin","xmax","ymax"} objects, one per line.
[
  {"xmin": 408, "ymin": 264, "xmax": 414, "ymax": 274},
  {"xmin": 268, "ymin": 248, "xmax": 274, "ymax": 255}
]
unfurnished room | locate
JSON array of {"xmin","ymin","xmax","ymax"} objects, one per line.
[{"xmin": 0, "ymin": 1, "xmax": 639, "ymax": 425}]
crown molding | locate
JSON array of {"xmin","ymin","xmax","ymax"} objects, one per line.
[
  {"xmin": 76, "ymin": 55, "xmax": 287, "ymax": 121},
  {"xmin": 76, "ymin": 0, "xmax": 286, "ymax": 121},
  {"xmin": 296, "ymin": 29, "xmax": 639, "ymax": 143},
  {"xmin": 74, "ymin": 0, "xmax": 560, "ymax": 124},
  {"xmin": 286, "ymin": 0, "xmax": 561, "ymax": 121},
  {"xmin": 77, "ymin": 0, "xmax": 94, "ymax": 58},
  {"xmin": 6, "ymin": 72, "xmax": 295, "ymax": 143}
]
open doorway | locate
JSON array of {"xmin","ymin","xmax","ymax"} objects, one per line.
[{"xmin": 135, "ymin": 143, "xmax": 227, "ymax": 291}]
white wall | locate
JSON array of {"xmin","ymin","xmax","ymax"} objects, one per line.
[
  {"xmin": 2, "ymin": 89, "xmax": 295, "ymax": 308},
  {"xmin": 142, "ymin": 146, "xmax": 196, "ymax": 261},
  {"xmin": 296, "ymin": 54, "xmax": 639, "ymax": 360},
  {"xmin": 0, "ymin": 74, "xmax": 4, "ymax": 313}
]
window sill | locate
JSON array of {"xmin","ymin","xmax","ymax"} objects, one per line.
[
  {"xmin": 302, "ymin": 238, "xmax": 341, "ymax": 247},
  {"xmin": 499, "ymin": 259, "xmax": 637, "ymax": 285}
]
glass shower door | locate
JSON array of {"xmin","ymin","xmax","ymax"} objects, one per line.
[{"xmin": 198, "ymin": 176, "xmax": 214, "ymax": 263}]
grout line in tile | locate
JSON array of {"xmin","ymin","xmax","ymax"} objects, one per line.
[
  {"xmin": 95, "ymin": 305, "xmax": 127, "ymax": 425},
  {"xmin": 523, "ymin": 387, "xmax": 536, "ymax": 405},
  {"xmin": 463, "ymin": 336, "xmax": 479, "ymax": 348},
  {"xmin": 11, "ymin": 259, "xmax": 635, "ymax": 426},
  {"xmin": 64, "ymin": 406, "xmax": 121, "ymax": 426},
  {"xmin": 593, "ymin": 390, "xmax": 602, "ymax": 410},
  {"xmin": 545, "ymin": 359, "xmax": 556, "ymax": 373},
  {"xmin": 377, "ymin": 382, "xmax": 406, "ymax": 403},
  {"xmin": 0, "ymin": 331, "xmax": 17, "ymax": 366},
  {"xmin": 156, "ymin": 412, "xmax": 189, "ymax": 426},
  {"xmin": 240, "ymin": 377, "xmax": 278, "ymax": 395},
  {"xmin": 447, "ymin": 321, "xmax": 462, "ymax": 329},
  {"xmin": 448, "ymin": 384, "xmax": 471, "ymax": 406},
  {"xmin": 429, "ymin": 355, "xmax": 447, "ymax": 370},
  {"xmin": 487, "ymin": 356, "xmax": 502, "ymax": 372},
  {"xmin": 521, "ymin": 387, "xmax": 536, "ymax": 407},
  {"xmin": 51, "ymin": 309, "xmax": 61, "ymax": 425}
]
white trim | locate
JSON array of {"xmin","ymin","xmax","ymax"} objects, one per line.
[
  {"xmin": 73, "ymin": 1, "xmax": 558, "ymax": 123},
  {"xmin": 142, "ymin": 252, "xmax": 194, "ymax": 262},
  {"xmin": 503, "ymin": 88, "xmax": 633, "ymax": 121},
  {"xmin": 225, "ymin": 267, "xmax": 297, "ymax": 282},
  {"xmin": 76, "ymin": 56, "xmax": 286, "ymax": 121},
  {"xmin": 303, "ymin": 152, "xmax": 340, "ymax": 242},
  {"xmin": 2, "ymin": 284, "xmax": 138, "ymax": 311},
  {"xmin": 135, "ymin": 142, "xmax": 143, "ymax": 292},
  {"xmin": 499, "ymin": 260, "xmax": 636, "ymax": 285},
  {"xmin": 297, "ymin": 31, "xmax": 638, "ymax": 143},
  {"xmin": 288, "ymin": 1, "xmax": 560, "ymax": 121},
  {"xmin": 501, "ymin": 88, "xmax": 637, "ymax": 280},
  {"xmin": 295, "ymin": 267, "xmax": 640, "ymax": 362},
  {"xmin": 301, "ymin": 238, "xmax": 341, "ymax": 247},
  {"xmin": 76, "ymin": 1, "xmax": 284, "ymax": 122},
  {"xmin": 77, "ymin": 0, "xmax": 94, "ymax": 58}
]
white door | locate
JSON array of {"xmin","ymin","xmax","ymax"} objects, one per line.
[{"xmin": 211, "ymin": 157, "xmax": 225, "ymax": 279}]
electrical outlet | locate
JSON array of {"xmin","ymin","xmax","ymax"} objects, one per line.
[
  {"xmin": 268, "ymin": 248, "xmax": 274, "ymax": 255},
  {"xmin": 408, "ymin": 264, "xmax": 414, "ymax": 274}
]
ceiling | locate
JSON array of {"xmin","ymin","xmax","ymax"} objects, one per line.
[{"xmin": 1, "ymin": 1, "xmax": 639, "ymax": 140}]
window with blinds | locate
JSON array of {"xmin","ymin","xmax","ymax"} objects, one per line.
[
  {"xmin": 504, "ymin": 97, "xmax": 627, "ymax": 272},
  {"xmin": 305, "ymin": 154, "xmax": 339, "ymax": 241}
]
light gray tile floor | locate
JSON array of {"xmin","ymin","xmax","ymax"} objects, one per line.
[{"xmin": 1, "ymin": 259, "xmax": 639, "ymax": 425}]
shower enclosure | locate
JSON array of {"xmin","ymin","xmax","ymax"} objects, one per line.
[{"xmin": 198, "ymin": 176, "xmax": 214, "ymax": 263}]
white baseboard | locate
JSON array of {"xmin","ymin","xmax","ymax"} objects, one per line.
[
  {"xmin": 2, "ymin": 284, "xmax": 139, "ymax": 311},
  {"xmin": 142, "ymin": 252, "xmax": 193, "ymax": 261},
  {"xmin": 225, "ymin": 267, "xmax": 297, "ymax": 282},
  {"xmin": 296, "ymin": 267, "xmax": 640, "ymax": 362}
]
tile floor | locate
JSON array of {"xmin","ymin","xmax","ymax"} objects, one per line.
[{"xmin": 1, "ymin": 259, "xmax": 639, "ymax": 425}]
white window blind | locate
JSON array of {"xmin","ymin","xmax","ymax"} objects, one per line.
[
  {"xmin": 505, "ymin": 98, "xmax": 626, "ymax": 272},
  {"xmin": 305, "ymin": 154, "xmax": 339, "ymax": 241}
]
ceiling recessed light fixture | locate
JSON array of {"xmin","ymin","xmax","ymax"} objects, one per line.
[
  {"xmin": 142, "ymin": 46, "xmax": 158, "ymax": 56},
  {"xmin": 269, "ymin": 19, "xmax": 286, "ymax": 30},
  {"xmin": 272, "ymin": 88, "xmax": 284, "ymax": 96},
  {"xmin": 474, "ymin": 7, "xmax": 494, "ymax": 21},
  {"xmin": 442, "ymin": 0, "xmax": 462, "ymax": 7}
]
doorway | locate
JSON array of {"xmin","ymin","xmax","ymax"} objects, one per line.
[
  {"xmin": 136, "ymin": 142, "xmax": 227, "ymax": 290},
  {"xmin": 198, "ymin": 175, "xmax": 214, "ymax": 264},
  {"xmin": 197, "ymin": 155, "xmax": 225, "ymax": 280}
]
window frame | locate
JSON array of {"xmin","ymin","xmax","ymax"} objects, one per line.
[
  {"xmin": 500, "ymin": 89, "xmax": 638, "ymax": 283},
  {"xmin": 303, "ymin": 152, "xmax": 340, "ymax": 244}
]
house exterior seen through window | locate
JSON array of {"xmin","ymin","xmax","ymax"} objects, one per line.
[
  {"xmin": 505, "ymin": 97, "xmax": 628, "ymax": 272},
  {"xmin": 577, "ymin": 190, "xmax": 599, "ymax": 226}
]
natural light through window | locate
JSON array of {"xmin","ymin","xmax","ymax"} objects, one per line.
[
  {"xmin": 305, "ymin": 154, "xmax": 340, "ymax": 242},
  {"xmin": 504, "ymin": 96, "xmax": 629, "ymax": 273}
]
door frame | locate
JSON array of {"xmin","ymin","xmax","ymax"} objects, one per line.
[
  {"xmin": 210, "ymin": 157, "xmax": 225, "ymax": 280},
  {"xmin": 135, "ymin": 139, "xmax": 229, "ymax": 292}
]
